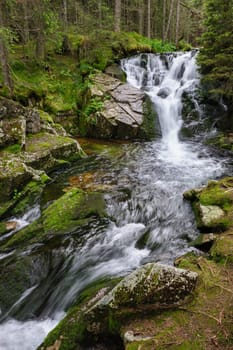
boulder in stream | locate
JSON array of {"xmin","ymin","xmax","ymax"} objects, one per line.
[{"xmin": 39, "ymin": 263, "xmax": 198, "ymax": 350}]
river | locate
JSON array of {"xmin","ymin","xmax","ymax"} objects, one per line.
[{"xmin": 0, "ymin": 51, "xmax": 230, "ymax": 350}]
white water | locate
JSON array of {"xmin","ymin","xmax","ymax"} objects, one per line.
[
  {"xmin": 121, "ymin": 51, "xmax": 200, "ymax": 161},
  {"xmin": 0, "ymin": 52, "xmax": 229, "ymax": 350}
]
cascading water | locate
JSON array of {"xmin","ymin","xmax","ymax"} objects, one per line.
[
  {"xmin": 121, "ymin": 51, "xmax": 200, "ymax": 161},
  {"xmin": 0, "ymin": 52, "xmax": 229, "ymax": 350}
]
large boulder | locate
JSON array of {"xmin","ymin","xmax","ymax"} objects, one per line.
[
  {"xmin": 0, "ymin": 132, "xmax": 83, "ymax": 210},
  {"xmin": 38, "ymin": 263, "xmax": 198, "ymax": 350},
  {"xmin": 81, "ymin": 72, "xmax": 158, "ymax": 140}
]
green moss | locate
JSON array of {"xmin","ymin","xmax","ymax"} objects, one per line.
[
  {"xmin": 41, "ymin": 277, "xmax": 121, "ymax": 350},
  {"xmin": 2, "ymin": 219, "xmax": 44, "ymax": 250},
  {"xmin": 4, "ymin": 144, "xmax": 22, "ymax": 154},
  {"xmin": 38, "ymin": 110, "xmax": 54, "ymax": 124},
  {"xmin": 0, "ymin": 222, "xmax": 7, "ymax": 236},
  {"xmin": 210, "ymin": 234, "xmax": 233, "ymax": 264},
  {"xmin": 43, "ymin": 188, "xmax": 106, "ymax": 235},
  {"xmin": 199, "ymin": 186, "xmax": 233, "ymax": 211}
]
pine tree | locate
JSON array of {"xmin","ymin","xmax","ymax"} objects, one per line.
[{"xmin": 198, "ymin": 0, "xmax": 233, "ymax": 111}]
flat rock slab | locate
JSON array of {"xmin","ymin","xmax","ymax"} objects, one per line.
[{"xmin": 88, "ymin": 72, "xmax": 156, "ymax": 140}]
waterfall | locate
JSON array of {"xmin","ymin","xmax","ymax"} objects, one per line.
[
  {"xmin": 121, "ymin": 51, "xmax": 200, "ymax": 161},
  {"xmin": 0, "ymin": 51, "xmax": 229, "ymax": 350}
]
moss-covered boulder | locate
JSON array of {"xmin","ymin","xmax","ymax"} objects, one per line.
[
  {"xmin": 38, "ymin": 263, "xmax": 198, "ymax": 350},
  {"xmin": 0, "ymin": 132, "xmax": 84, "ymax": 218},
  {"xmin": 122, "ymin": 253, "xmax": 233, "ymax": 350},
  {"xmin": 1, "ymin": 188, "xmax": 106, "ymax": 250},
  {"xmin": 79, "ymin": 72, "xmax": 158, "ymax": 140},
  {"xmin": 184, "ymin": 177, "xmax": 233, "ymax": 232}
]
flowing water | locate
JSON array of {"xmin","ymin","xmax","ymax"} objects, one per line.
[{"xmin": 0, "ymin": 51, "xmax": 230, "ymax": 350}]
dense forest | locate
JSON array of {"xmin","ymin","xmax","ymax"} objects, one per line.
[
  {"xmin": 0, "ymin": 0, "xmax": 232, "ymax": 123},
  {"xmin": 0, "ymin": 2, "xmax": 233, "ymax": 350}
]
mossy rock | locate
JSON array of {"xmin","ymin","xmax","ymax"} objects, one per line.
[
  {"xmin": 1, "ymin": 188, "xmax": 106, "ymax": 250},
  {"xmin": 0, "ymin": 175, "xmax": 49, "ymax": 220},
  {"xmin": 184, "ymin": 177, "xmax": 233, "ymax": 232},
  {"xmin": 0, "ymin": 222, "xmax": 8, "ymax": 236},
  {"xmin": 39, "ymin": 263, "xmax": 197, "ymax": 350},
  {"xmin": 210, "ymin": 232, "xmax": 233, "ymax": 265},
  {"xmin": 43, "ymin": 188, "xmax": 106, "ymax": 235},
  {"xmin": 38, "ymin": 278, "xmax": 122, "ymax": 350}
]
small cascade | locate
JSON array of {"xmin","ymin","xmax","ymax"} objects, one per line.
[
  {"xmin": 121, "ymin": 51, "xmax": 200, "ymax": 161},
  {"xmin": 0, "ymin": 205, "xmax": 41, "ymax": 244}
]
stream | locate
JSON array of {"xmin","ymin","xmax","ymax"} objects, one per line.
[{"xmin": 0, "ymin": 51, "xmax": 231, "ymax": 350}]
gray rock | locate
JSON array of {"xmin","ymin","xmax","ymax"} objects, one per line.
[
  {"xmin": 0, "ymin": 97, "xmax": 41, "ymax": 148},
  {"xmin": 86, "ymin": 72, "xmax": 158, "ymax": 140},
  {"xmin": 80, "ymin": 263, "xmax": 198, "ymax": 339},
  {"xmin": 199, "ymin": 204, "xmax": 225, "ymax": 227},
  {"xmin": 157, "ymin": 87, "xmax": 171, "ymax": 98},
  {"xmin": 38, "ymin": 263, "xmax": 198, "ymax": 350}
]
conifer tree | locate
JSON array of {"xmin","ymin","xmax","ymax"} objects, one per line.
[{"xmin": 198, "ymin": 0, "xmax": 233, "ymax": 112}]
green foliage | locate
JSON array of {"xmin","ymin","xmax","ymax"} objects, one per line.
[
  {"xmin": 83, "ymin": 97, "xmax": 103, "ymax": 120},
  {"xmin": 4, "ymin": 144, "xmax": 21, "ymax": 154},
  {"xmin": 198, "ymin": 0, "xmax": 233, "ymax": 106}
]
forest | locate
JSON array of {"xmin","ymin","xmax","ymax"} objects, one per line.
[
  {"xmin": 0, "ymin": 0, "xmax": 232, "ymax": 119},
  {"xmin": 0, "ymin": 1, "xmax": 233, "ymax": 350}
]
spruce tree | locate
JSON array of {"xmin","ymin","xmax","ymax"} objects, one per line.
[{"xmin": 198, "ymin": 0, "xmax": 233, "ymax": 113}]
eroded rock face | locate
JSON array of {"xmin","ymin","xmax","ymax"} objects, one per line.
[{"xmin": 84, "ymin": 72, "xmax": 158, "ymax": 140}]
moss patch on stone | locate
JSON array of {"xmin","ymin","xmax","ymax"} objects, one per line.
[
  {"xmin": 43, "ymin": 188, "xmax": 106, "ymax": 235},
  {"xmin": 184, "ymin": 177, "xmax": 233, "ymax": 232},
  {"xmin": 1, "ymin": 188, "xmax": 106, "ymax": 250}
]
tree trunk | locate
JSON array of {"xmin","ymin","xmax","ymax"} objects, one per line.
[
  {"xmin": 147, "ymin": 0, "xmax": 151, "ymax": 38},
  {"xmin": 0, "ymin": 4, "xmax": 13, "ymax": 94},
  {"xmin": 175, "ymin": 0, "xmax": 180, "ymax": 46},
  {"xmin": 63, "ymin": 0, "xmax": 68, "ymax": 31},
  {"xmin": 99, "ymin": 0, "xmax": 102, "ymax": 27},
  {"xmin": 162, "ymin": 0, "xmax": 166, "ymax": 41},
  {"xmin": 23, "ymin": 0, "xmax": 30, "ymax": 43},
  {"xmin": 165, "ymin": 0, "xmax": 175, "ymax": 41},
  {"xmin": 138, "ymin": 0, "xmax": 144, "ymax": 35},
  {"xmin": 114, "ymin": 0, "xmax": 121, "ymax": 32},
  {"xmin": 36, "ymin": 29, "xmax": 45, "ymax": 61}
]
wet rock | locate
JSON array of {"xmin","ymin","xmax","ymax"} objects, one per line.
[
  {"xmin": 5, "ymin": 221, "xmax": 18, "ymax": 232},
  {"xmin": 157, "ymin": 87, "xmax": 171, "ymax": 98},
  {"xmin": 0, "ymin": 249, "xmax": 66, "ymax": 319},
  {"xmin": 2, "ymin": 188, "xmax": 106, "ymax": 250},
  {"xmin": 84, "ymin": 72, "xmax": 158, "ymax": 140}
]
